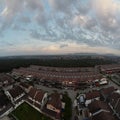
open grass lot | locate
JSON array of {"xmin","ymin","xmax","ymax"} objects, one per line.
[{"xmin": 11, "ymin": 102, "xmax": 53, "ymax": 120}]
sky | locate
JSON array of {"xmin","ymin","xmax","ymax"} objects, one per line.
[{"xmin": 0, "ymin": 0, "xmax": 120, "ymax": 56}]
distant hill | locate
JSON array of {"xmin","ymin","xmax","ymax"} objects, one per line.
[{"xmin": 0, "ymin": 53, "xmax": 119, "ymax": 59}]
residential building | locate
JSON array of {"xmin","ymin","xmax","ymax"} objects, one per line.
[
  {"xmin": 85, "ymin": 90, "xmax": 100, "ymax": 106},
  {"xmin": 28, "ymin": 87, "xmax": 48, "ymax": 110},
  {"xmin": 5, "ymin": 86, "xmax": 25, "ymax": 105},
  {"xmin": 109, "ymin": 90, "xmax": 120, "ymax": 119},
  {"xmin": 100, "ymin": 86, "xmax": 115, "ymax": 101}
]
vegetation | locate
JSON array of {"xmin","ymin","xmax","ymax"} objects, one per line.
[
  {"xmin": 11, "ymin": 102, "xmax": 53, "ymax": 120},
  {"xmin": 0, "ymin": 57, "xmax": 116, "ymax": 72},
  {"xmin": 62, "ymin": 92, "xmax": 72, "ymax": 120}
]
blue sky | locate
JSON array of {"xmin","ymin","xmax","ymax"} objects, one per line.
[{"xmin": 0, "ymin": 0, "xmax": 120, "ymax": 56}]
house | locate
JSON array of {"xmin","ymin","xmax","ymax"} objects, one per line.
[
  {"xmin": 45, "ymin": 93, "xmax": 62, "ymax": 119},
  {"xmin": 5, "ymin": 86, "xmax": 25, "ymax": 105},
  {"xmin": 85, "ymin": 90, "xmax": 100, "ymax": 106},
  {"xmin": 28, "ymin": 87, "xmax": 48, "ymax": 109},
  {"xmin": 12, "ymin": 66, "xmax": 103, "ymax": 88},
  {"xmin": 0, "ymin": 73, "xmax": 14, "ymax": 88},
  {"xmin": 19, "ymin": 82, "xmax": 32, "ymax": 93},
  {"xmin": 46, "ymin": 93, "xmax": 62, "ymax": 113},
  {"xmin": 100, "ymin": 86, "xmax": 115, "ymax": 101},
  {"xmin": 0, "ymin": 91, "xmax": 11, "ymax": 116},
  {"xmin": 100, "ymin": 64, "xmax": 120, "ymax": 74},
  {"xmin": 88, "ymin": 100, "xmax": 111, "ymax": 116},
  {"xmin": 92, "ymin": 111, "xmax": 116, "ymax": 120},
  {"xmin": 0, "ymin": 91, "xmax": 13, "ymax": 118},
  {"xmin": 109, "ymin": 90, "xmax": 120, "ymax": 119}
]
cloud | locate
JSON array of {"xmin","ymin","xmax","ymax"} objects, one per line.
[
  {"xmin": 1, "ymin": 0, "xmax": 43, "ymax": 18},
  {"xmin": 30, "ymin": 30, "xmax": 41, "ymax": 39},
  {"xmin": 0, "ymin": 0, "xmax": 44, "ymax": 31},
  {"xmin": 49, "ymin": 0, "xmax": 73, "ymax": 14},
  {"xmin": 24, "ymin": 0, "xmax": 43, "ymax": 11},
  {"xmin": 35, "ymin": 12, "xmax": 47, "ymax": 26},
  {"xmin": 1, "ymin": 0, "xmax": 24, "ymax": 18},
  {"xmin": 72, "ymin": 15, "xmax": 96, "ymax": 29},
  {"xmin": 91, "ymin": 0, "xmax": 120, "ymax": 31},
  {"xmin": 59, "ymin": 44, "xmax": 68, "ymax": 48},
  {"xmin": 19, "ymin": 16, "xmax": 31, "ymax": 24},
  {"xmin": 0, "ymin": 0, "xmax": 120, "ymax": 56}
]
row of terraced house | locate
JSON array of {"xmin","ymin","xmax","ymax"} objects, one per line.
[
  {"xmin": 11, "ymin": 65, "xmax": 108, "ymax": 89},
  {"xmin": 11, "ymin": 64, "xmax": 120, "ymax": 89}
]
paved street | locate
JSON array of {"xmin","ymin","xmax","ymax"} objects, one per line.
[{"xmin": 34, "ymin": 84, "xmax": 78, "ymax": 102}]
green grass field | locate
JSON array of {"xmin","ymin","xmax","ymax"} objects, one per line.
[{"xmin": 11, "ymin": 102, "xmax": 53, "ymax": 120}]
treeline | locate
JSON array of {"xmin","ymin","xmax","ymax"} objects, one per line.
[{"xmin": 0, "ymin": 58, "xmax": 116, "ymax": 73}]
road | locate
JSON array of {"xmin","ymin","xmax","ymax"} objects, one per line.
[{"xmin": 34, "ymin": 84, "xmax": 78, "ymax": 102}]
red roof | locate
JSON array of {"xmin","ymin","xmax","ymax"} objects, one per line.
[
  {"xmin": 47, "ymin": 93, "xmax": 62, "ymax": 110},
  {"xmin": 28, "ymin": 87, "xmax": 37, "ymax": 98},
  {"xmin": 92, "ymin": 111, "xmax": 116, "ymax": 120},
  {"xmin": 86, "ymin": 90, "xmax": 100, "ymax": 100},
  {"xmin": 109, "ymin": 92, "xmax": 120, "ymax": 107},
  {"xmin": 28, "ymin": 87, "xmax": 45, "ymax": 103},
  {"xmin": 12, "ymin": 66, "xmax": 102, "ymax": 84},
  {"xmin": 8, "ymin": 86, "xmax": 24, "ymax": 99},
  {"xmin": 20, "ymin": 82, "xmax": 31, "ymax": 89},
  {"xmin": 101, "ymin": 86, "xmax": 115, "ymax": 95},
  {"xmin": 34, "ymin": 90, "xmax": 45, "ymax": 102},
  {"xmin": 88, "ymin": 100, "xmax": 110, "ymax": 113}
]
